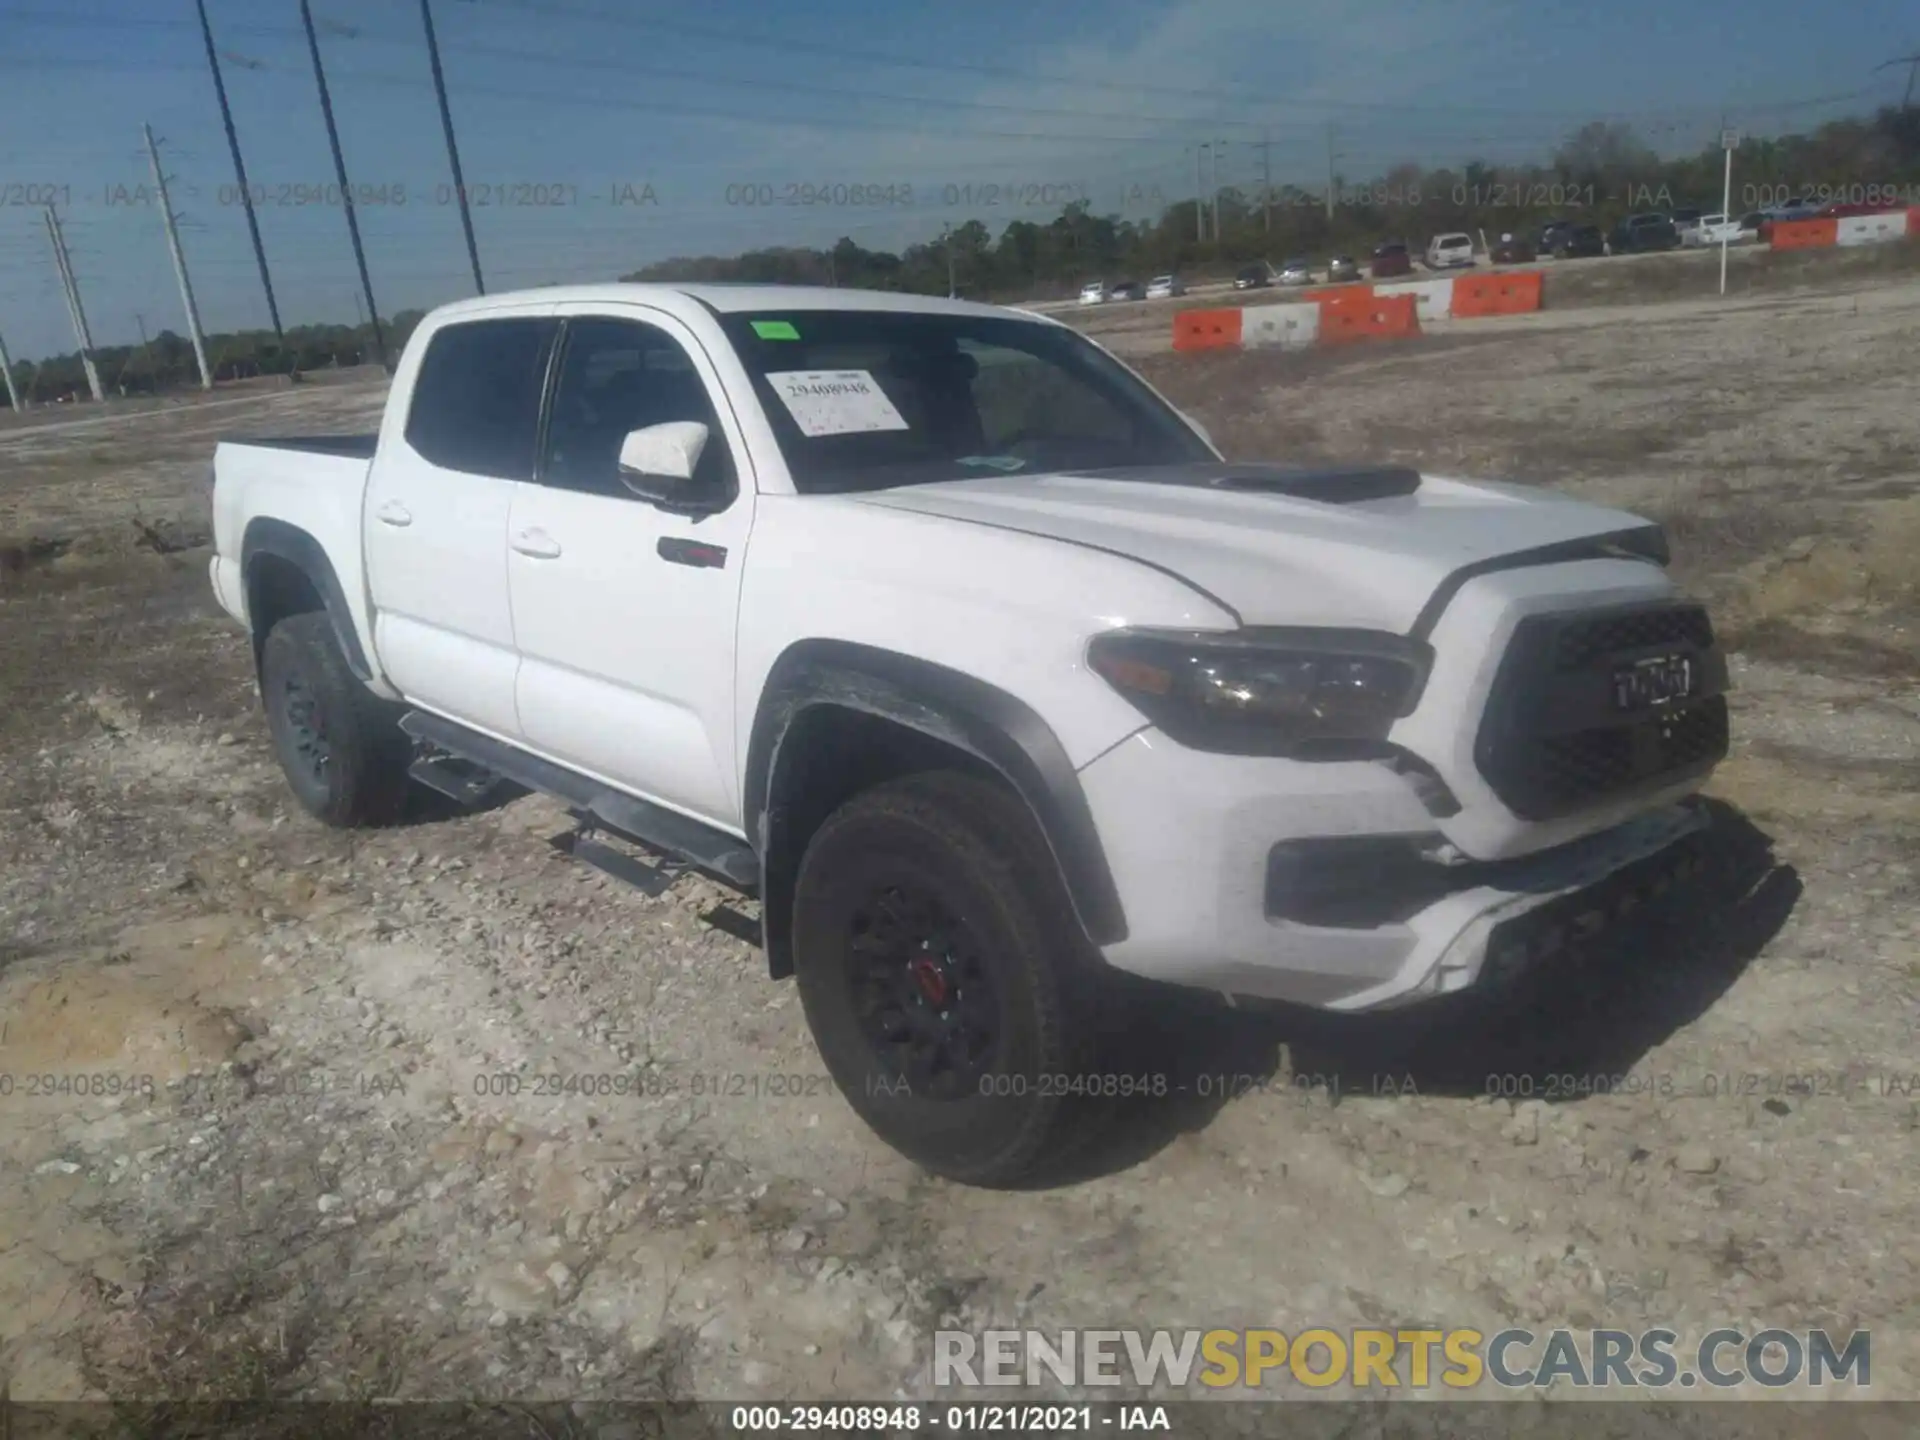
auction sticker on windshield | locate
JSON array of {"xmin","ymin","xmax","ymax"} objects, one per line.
[{"xmin": 766, "ymin": 369, "xmax": 909, "ymax": 437}]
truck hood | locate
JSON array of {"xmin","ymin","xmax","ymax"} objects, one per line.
[{"xmin": 854, "ymin": 463, "xmax": 1664, "ymax": 633}]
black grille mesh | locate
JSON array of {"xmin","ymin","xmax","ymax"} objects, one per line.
[
  {"xmin": 1486, "ymin": 697, "xmax": 1729, "ymax": 816},
  {"xmin": 1551, "ymin": 605, "xmax": 1715, "ymax": 670},
  {"xmin": 1477, "ymin": 604, "xmax": 1729, "ymax": 820}
]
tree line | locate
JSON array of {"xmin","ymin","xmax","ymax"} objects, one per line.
[
  {"xmin": 625, "ymin": 107, "xmax": 1920, "ymax": 297},
  {"xmin": 10, "ymin": 106, "xmax": 1918, "ymax": 402}
]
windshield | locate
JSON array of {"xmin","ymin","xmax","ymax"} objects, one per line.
[{"xmin": 717, "ymin": 309, "xmax": 1212, "ymax": 495}]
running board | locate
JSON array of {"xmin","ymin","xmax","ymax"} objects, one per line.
[
  {"xmin": 400, "ymin": 711, "xmax": 759, "ymax": 894},
  {"xmin": 408, "ymin": 754, "xmax": 506, "ymax": 806},
  {"xmin": 551, "ymin": 829, "xmax": 682, "ymax": 898}
]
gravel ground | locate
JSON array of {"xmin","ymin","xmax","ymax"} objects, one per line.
[{"xmin": 0, "ymin": 258, "xmax": 1916, "ymax": 1421}]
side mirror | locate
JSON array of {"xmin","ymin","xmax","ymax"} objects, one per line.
[{"xmin": 617, "ymin": 421, "xmax": 716, "ymax": 511}]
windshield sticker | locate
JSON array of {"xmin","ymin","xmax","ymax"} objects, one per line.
[
  {"xmin": 957, "ymin": 455, "xmax": 1028, "ymax": 472},
  {"xmin": 766, "ymin": 369, "xmax": 909, "ymax": 438},
  {"xmin": 751, "ymin": 319, "xmax": 801, "ymax": 340}
]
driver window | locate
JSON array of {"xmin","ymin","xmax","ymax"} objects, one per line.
[
  {"xmin": 541, "ymin": 317, "xmax": 737, "ymax": 498},
  {"xmin": 962, "ymin": 339, "xmax": 1137, "ymax": 453}
]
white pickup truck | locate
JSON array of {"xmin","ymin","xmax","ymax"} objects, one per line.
[{"xmin": 210, "ymin": 283, "xmax": 1729, "ymax": 1185}]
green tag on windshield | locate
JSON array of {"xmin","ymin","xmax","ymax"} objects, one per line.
[{"xmin": 752, "ymin": 319, "xmax": 800, "ymax": 340}]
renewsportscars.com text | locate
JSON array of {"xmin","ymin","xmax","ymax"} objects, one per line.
[{"xmin": 933, "ymin": 1327, "xmax": 1871, "ymax": 1391}]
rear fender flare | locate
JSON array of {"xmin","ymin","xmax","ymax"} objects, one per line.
[{"xmin": 239, "ymin": 517, "xmax": 374, "ymax": 683}]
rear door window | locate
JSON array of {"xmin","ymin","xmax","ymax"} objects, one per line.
[{"xmin": 404, "ymin": 317, "xmax": 558, "ymax": 479}]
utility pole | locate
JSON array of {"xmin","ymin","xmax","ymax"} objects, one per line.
[
  {"xmin": 1194, "ymin": 146, "xmax": 1207, "ymax": 243},
  {"xmin": 0, "ymin": 326, "xmax": 24, "ymax": 412},
  {"xmin": 420, "ymin": 0, "xmax": 484, "ymax": 294},
  {"xmin": 144, "ymin": 124, "xmax": 214, "ymax": 390},
  {"xmin": 1718, "ymin": 125, "xmax": 1740, "ymax": 297},
  {"xmin": 43, "ymin": 205, "xmax": 104, "ymax": 402},
  {"xmin": 1261, "ymin": 134, "xmax": 1272, "ymax": 234},
  {"xmin": 1212, "ymin": 139, "xmax": 1226, "ymax": 242},
  {"xmin": 194, "ymin": 0, "xmax": 286, "ymax": 354},
  {"xmin": 1325, "ymin": 124, "xmax": 1337, "ymax": 222},
  {"xmin": 939, "ymin": 224, "xmax": 957, "ymax": 298},
  {"xmin": 300, "ymin": 0, "xmax": 387, "ymax": 369},
  {"xmin": 1876, "ymin": 53, "xmax": 1920, "ymax": 108}
]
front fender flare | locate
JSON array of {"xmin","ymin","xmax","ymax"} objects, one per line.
[{"xmin": 745, "ymin": 640, "xmax": 1129, "ymax": 978}]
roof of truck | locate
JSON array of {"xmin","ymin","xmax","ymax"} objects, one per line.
[{"xmin": 426, "ymin": 283, "xmax": 1051, "ymax": 324}]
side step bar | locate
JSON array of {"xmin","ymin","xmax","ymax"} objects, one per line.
[
  {"xmin": 550, "ymin": 829, "xmax": 682, "ymax": 898},
  {"xmin": 400, "ymin": 711, "xmax": 760, "ymax": 895},
  {"xmin": 408, "ymin": 754, "xmax": 509, "ymax": 807}
]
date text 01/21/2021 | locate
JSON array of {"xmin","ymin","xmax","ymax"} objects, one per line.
[{"xmin": 728, "ymin": 1404, "xmax": 1170, "ymax": 1433}]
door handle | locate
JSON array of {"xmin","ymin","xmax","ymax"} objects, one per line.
[
  {"xmin": 375, "ymin": 501, "xmax": 412, "ymax": 527},
  {"xmin": 511, "ymin": 528, "xmax": 562, "ymax": 560}
]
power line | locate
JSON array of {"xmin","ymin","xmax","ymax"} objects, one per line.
[
  {"xmin": 194, "ymin": 0, "xmax": 287, "ymax": 348},
  {"xmin": 1875, "ymin": 52, "xmax": 1920, "ymax": 109},
  {"xmin": 419, "ymin": 0, "xmax": 485, "ymax": 294},
  {"xmin": 299, "ymin": 0, "xmax": 387, "ymax": 367},
  {"xmin": 3, "ymin": 7, "xmax": 1898, "ymax": 126},
  {"xmin": 463, "ymin": 0, "xmax": 1901, "ymax": 121}
]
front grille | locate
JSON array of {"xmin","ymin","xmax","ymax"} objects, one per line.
[
  {"xmin": 1477, "ymin": 602, "xmax": 1730, "ymax": 821},
  {"xmin": 1483, "ymin": 695, "xmax": 1728, "ymax": 818},
  {"xmin": 1551, "ymin": 605, "xmax": 1715, "ymax": 670}
]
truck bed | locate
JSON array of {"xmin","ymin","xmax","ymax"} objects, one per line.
[{"xmin": 226, "ymin": 434, "xmax": 379, "ymax": 459}]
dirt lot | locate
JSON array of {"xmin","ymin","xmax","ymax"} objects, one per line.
[{"xmin": 1, "ymin": 256, "xmax": 1917, "ymax": 1426}]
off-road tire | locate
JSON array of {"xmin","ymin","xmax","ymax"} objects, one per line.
[
  {"xmin": 792, "ymin": 770, "xmax": 1105, "ymax": 1187},
  {"xmin": 261, "ymin": 612, "xmax": 411, "ymax": 827}
]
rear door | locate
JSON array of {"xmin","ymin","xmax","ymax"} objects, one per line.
[
  {"xmin": 364, "ymin": 309, "xmax": 558, "ymax": 737},
  {"xmin": 506, "ymin": 305, "xmax": 757, "ymax": 828}
]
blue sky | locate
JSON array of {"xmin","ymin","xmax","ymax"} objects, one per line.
[{"xmin": 0, "ymin": 0, "xmax": 1911, "ymax": 361}]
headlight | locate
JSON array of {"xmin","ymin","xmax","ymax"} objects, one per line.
[{"xmin": 1086, "ymin": 627, "xmax": 1431, "ymax": 757}]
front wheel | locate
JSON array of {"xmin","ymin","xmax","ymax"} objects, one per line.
[
  {"xmin": 261, "ymin": 612, "xmax": 412, "ymax": 827},
  {"xmin": 791, "ymin": 771, "xmax": 1103, "ymax": 1187}
]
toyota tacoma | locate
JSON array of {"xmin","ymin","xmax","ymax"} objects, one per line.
[{"xmin": 209, "ymin": 283, "xmax": 1730, "ymax": 1186}]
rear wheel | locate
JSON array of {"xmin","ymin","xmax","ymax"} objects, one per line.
[
  {"xmin": 791, "ymin": 771, "xmax": 1102, "ymax": 1187},
  {"xmin": 261, "ymin": 612, "xmax": 411, "ymax": 827}
]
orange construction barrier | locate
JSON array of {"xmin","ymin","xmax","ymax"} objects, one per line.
[
  {"xmin": 1172, "ymin": 307, "xmax": 1244, "ymax": 352},
  {"xmin": 1448, "ymin": 270, "xmax": 1544, "ymax": 318},
  {"xmin": 1315, "ymin": 291, "xmax": 1419, "ymax": 345},
  {"xmin": 1770, "ymin": 218, "xmax": 1839, "ymax": 250}
]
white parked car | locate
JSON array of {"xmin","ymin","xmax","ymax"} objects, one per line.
[
  {"xmin": 1077, "ymin": 281, "xmax": 1108, "ymax": 306},
  {"xmin": 1425, "ymin": 233, "xmax": 1476, "ymax": 269},
  {"xmin": 1145, "ymin": 274, "xmax": 1185, "ymax": 300},
  {"xmin": 1683, "ymin": 214, "xmax": 1757, "ymax": 247},
  {"xmin": 210, "ymin": 282, "xmax": 1730, "ymax": 1187}
]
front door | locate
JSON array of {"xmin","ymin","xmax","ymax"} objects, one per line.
[{"xmin": 506, "ymin": 307, "xmax": 757, "ymax": 830}]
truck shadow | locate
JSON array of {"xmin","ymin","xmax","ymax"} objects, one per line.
[{"xmin": 1051, "ymin": 800, "xmax": 1800, "ymax": 1186}]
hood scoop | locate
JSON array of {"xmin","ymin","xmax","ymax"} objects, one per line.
[{"xmin": 1068, "ymin": 463, "xmax": 1422, "ymax": 504}]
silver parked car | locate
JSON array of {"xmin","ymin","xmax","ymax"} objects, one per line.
[{"xmin": 1145, "ymin": 274, "xmax": 1186, "ymax": 299}]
